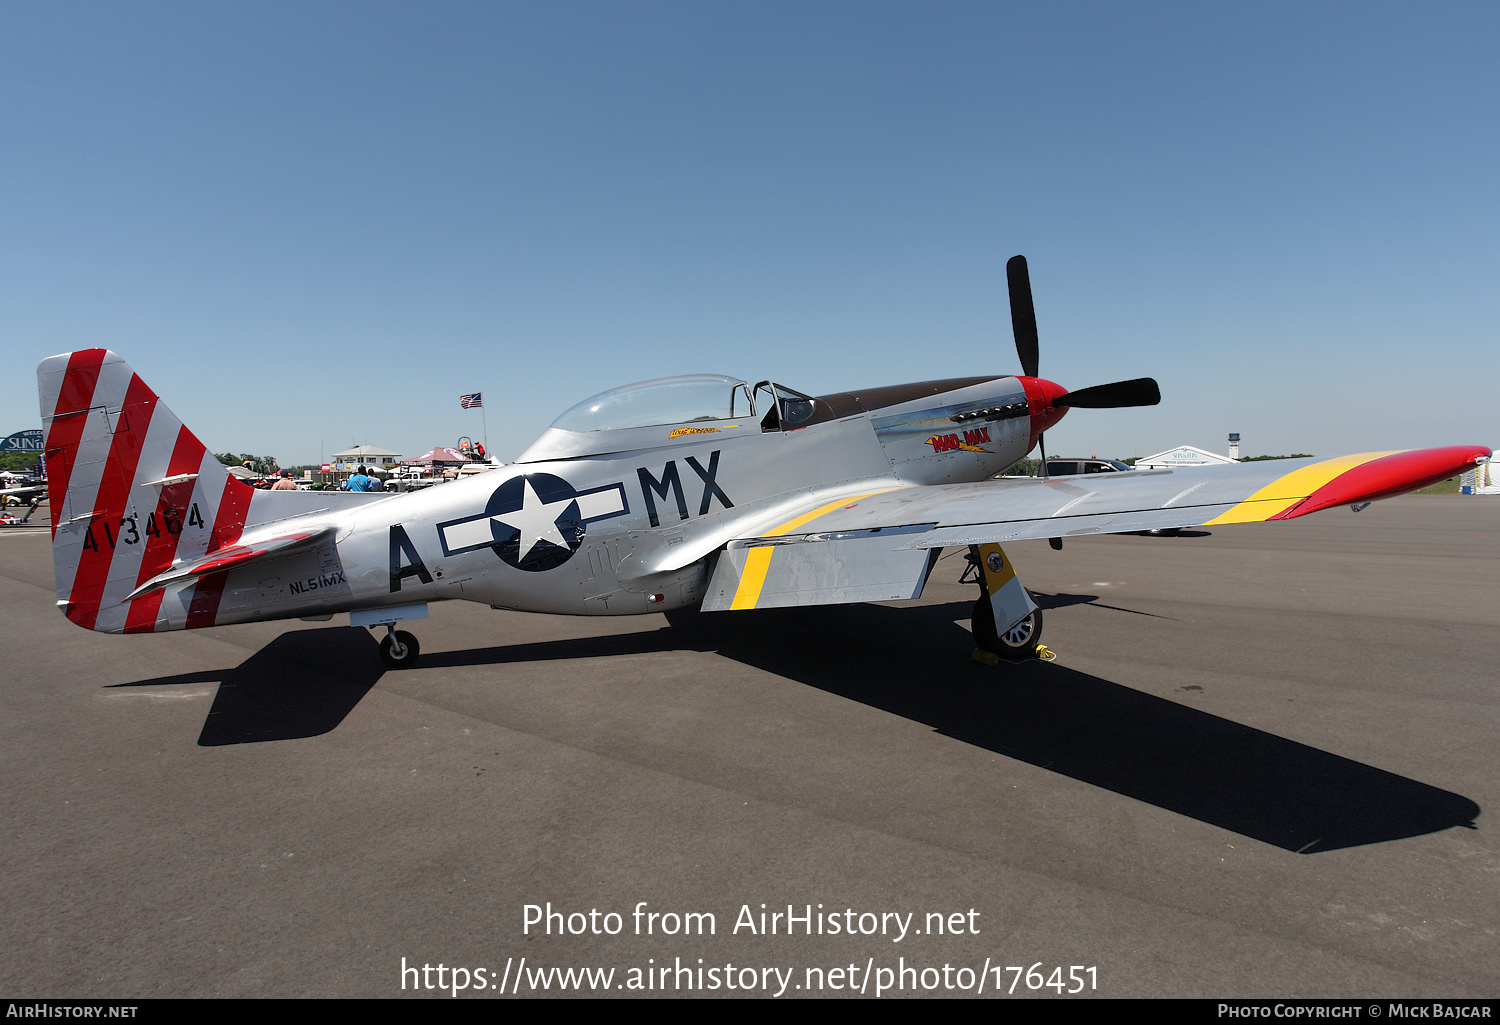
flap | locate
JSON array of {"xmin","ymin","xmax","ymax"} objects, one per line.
[{"xmin": 702, "ymin": 532, "xmax": 941, "ymax": 611}]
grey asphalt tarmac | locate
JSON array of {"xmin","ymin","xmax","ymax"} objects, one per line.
[{"xmin": 2, "ymin": 495, "xmax": 1497, "ymax": 999}]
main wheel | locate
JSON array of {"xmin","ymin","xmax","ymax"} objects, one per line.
[
  {"xmin": 379, "ymin": 630, "xmax": 421, "ymax": 669},
  {"xmin": 971, "ymin": 593, "xmax": 1043, "ymax": 658}
]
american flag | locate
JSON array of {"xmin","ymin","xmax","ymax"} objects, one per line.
[{"xmin": 459, "ymin": 393, "xmax": 483, "ymax": 409}]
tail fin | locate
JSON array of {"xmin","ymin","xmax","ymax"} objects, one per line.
[{"xmin": 38, "ymin": 349, "xmax": 255, "ymax": 634}]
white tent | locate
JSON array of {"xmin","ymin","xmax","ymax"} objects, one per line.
[
  {"xmin": 1461, "ymin": 459, "xmax": 1499, "ymax": 495},
  {"xmin": 1135, "ymin": 445, "xmax": 1238, "ymax": 470}
]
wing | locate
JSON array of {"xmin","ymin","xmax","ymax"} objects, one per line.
[{"xmin": 700, "ymin": 445, "xmax": 1489, "ymax": 611}]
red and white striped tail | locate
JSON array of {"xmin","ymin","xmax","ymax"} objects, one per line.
[{"xmin": 38, "ymin": 349, "xmax": 256, "ymax": 634}]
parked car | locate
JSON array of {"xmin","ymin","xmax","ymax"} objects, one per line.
[
  {"xmin": 1043, "ymin": 458, "xmax": 1133, "ymax": 476},
  {"xmin": 385, "ymin": 473, "xmax": 440, "ymax": 493}
]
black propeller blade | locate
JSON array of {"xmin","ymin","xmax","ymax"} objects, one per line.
[
  {"xmin": 1006, "ymin": 255, "xmax": 1039, "ymax": 378},
  {"xmin": 1004, "ymin": 254, "xmax": 1159, "ymax": 550},
  {"xmin": 1053, "ymin": 377, "xmax": 1162, "ymax": 409}
]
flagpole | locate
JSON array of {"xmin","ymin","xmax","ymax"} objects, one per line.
[{"xmin": 459, "ymin": 392, "xmax": 490, "ymax": 461}]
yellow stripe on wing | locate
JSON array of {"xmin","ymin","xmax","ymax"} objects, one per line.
[
  {"xmin": 1204, "ymin": 451, "xmax": 1402, "ymax": 525},
  {"xmin": 728, "ymin": 488, "xmax": 903, "ymax": 610}
]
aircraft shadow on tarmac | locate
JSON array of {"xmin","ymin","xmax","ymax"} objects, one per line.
[
  {"xmin": 110, "ymin": 627, "xmax": 384, "ymax": 747},
  {"xmin": 1033, "ymin": 591, "xmax": 1180, "ymax": 620},
  {"xmin": 112, "ymin": 598, "xmax": 1479, "ymax": 854}
]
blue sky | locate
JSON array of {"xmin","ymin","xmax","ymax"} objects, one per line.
[{"xmin": 3, "ymin": 2, "xmax": 1495, "ymax": 465}]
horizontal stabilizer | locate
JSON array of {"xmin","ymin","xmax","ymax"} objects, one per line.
[{"xmin": 123, "ymin": 526, "xmax": 335, "ymax": 602}]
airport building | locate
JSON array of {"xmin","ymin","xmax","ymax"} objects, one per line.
[{"xmin": 331, "ymin": 446, "xmax": 401, "ymax": 472}]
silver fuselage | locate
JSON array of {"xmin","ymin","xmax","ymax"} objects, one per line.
[{"xmin": 202, "ymin": 376, "xmax": 1032, "ymax": 627}]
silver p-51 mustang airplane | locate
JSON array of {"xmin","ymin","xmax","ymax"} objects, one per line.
[{"xmin": 37, "ymin": 258, "xmax": 1490, "ymax": 667}]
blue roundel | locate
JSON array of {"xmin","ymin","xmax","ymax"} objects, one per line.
[{"xmin": 484, "ymin": 473, "xmax": 585, "ymax": 572}]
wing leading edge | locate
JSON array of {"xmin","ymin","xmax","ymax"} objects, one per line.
[{"xmin": 892, "ymin": 445, "xmax": 1490, "ymax": 547}]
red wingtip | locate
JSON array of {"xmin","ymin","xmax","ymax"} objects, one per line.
[{"xmin": 1279, "ymin": 445, "xmax": 1492, "ymax": 519}]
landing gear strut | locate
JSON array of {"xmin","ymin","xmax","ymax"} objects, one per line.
[
  {"xmin": 378, "ymin": 625, "xmax": 421, "ymax": 669},
  {"xmin": 353, "ymin": 603, "xmax": 430, "ymax": 670}
]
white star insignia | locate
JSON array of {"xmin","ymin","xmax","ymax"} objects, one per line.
[{"xmin": 491, "ymin": 479, "xmax": 573, "ymax": 561}]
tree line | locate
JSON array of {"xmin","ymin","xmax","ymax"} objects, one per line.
[{"xmin": 215, "ymin": 452, "xmax": 281, "ymax": 475}]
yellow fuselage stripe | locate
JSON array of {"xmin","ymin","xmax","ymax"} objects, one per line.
[
  {"xmin": 728, "ymin": 489, "xmax": 901, "ymax": 610},
  {"xmin": 1203, "ymin": 451, "xmax": 1403, "ymax": 525}
]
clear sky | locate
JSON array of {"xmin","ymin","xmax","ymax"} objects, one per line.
[{"xmin": 3, "ymin": 2, "xmax": 1496, "ymax": 465}]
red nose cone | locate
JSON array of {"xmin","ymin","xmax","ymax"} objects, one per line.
[{"xmin": 1018, "ymin": 376, "xmax": 1070, "ymax": 452}]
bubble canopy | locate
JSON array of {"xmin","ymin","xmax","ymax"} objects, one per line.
[{"xmin": 550, "ymin": 375, "xmax": 754, "ymax": 432}]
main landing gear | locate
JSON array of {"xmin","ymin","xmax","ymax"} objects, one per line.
[
  {"xmin": 964, "ymin": 544, "xmax": 1044, "ymax": 660},
  {"xmin": 378, "ymin": 625, "xmax": 421, "ymax": 669},
  {"xmin": 970, "ymin": 592, "xmax": 1043, "ymax": 659}
]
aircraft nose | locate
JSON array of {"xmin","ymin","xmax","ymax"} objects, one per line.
[{"xmin": 1018, "ymin": 376, "xmax": 1070, "ymax": 448}]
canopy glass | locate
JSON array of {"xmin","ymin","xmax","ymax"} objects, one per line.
[{"xmin": 551, "ymin": 375, "xmax": 754, "ymax": 432}]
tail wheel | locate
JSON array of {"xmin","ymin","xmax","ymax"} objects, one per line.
[
  {"xmin": 971, "ymin": 593, "xmax": 1043, "ymax": 658},
  {"xmin": 379, "ymin": 630, "xmax": 420, "ymax": 669}
]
